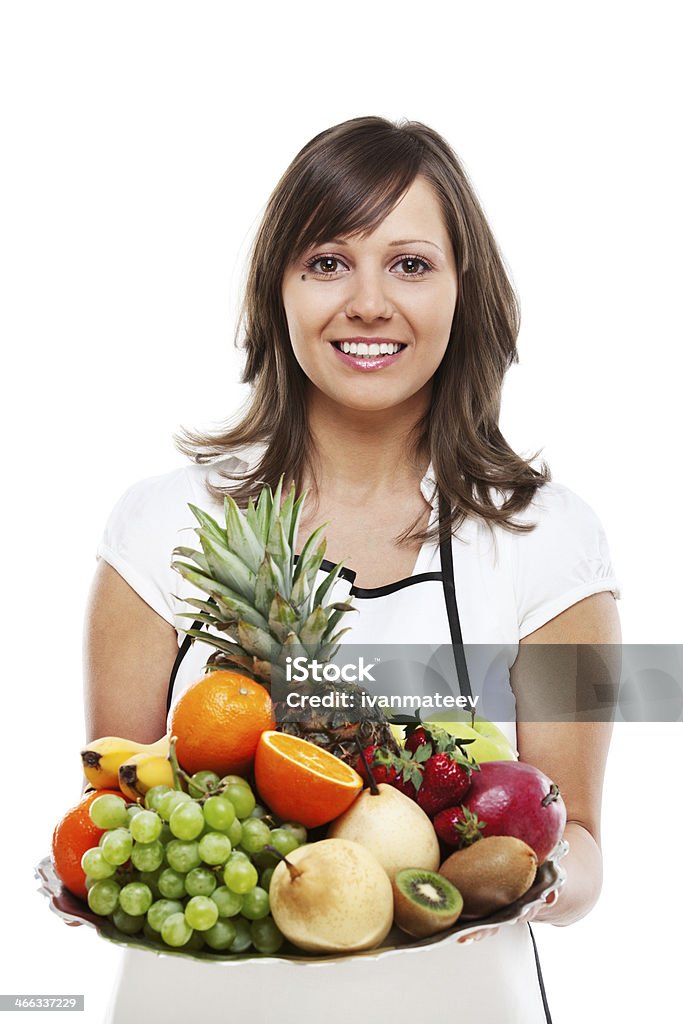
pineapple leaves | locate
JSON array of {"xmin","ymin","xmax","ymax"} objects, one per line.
[
  {"xmin": 187, "ymin": 504, "xmax": 228, "ymax": 545},
  {"xmin": 171, "ymin": 563, "xmax": 268, "ymax": 632},
  {"xmin": 238, "ymin": 621, "xmax": 280, "ymax": 663},
  {"xmin": 197, "ymin": 531, "xmax": 256, "ymax": 602},
  {"xmin": 293, "ymin": 523, "xmax": 328, "ymax": 584},
  {"xmin": 268, "ymin": 593, "xmax": 300, "ymax": 643},
  {"xmin": 224, "ymin": 495, "xmax": 264, "ymax": 574},
  {"xmin": 172, "ymin": 546, "xmax": 211, "ymax": 575},
  {"xmin": 314, "ymin": 562, "xmax": 344, "ymax": 607}
]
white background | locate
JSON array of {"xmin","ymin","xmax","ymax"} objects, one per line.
[{"xmin": 1, "ymin": 1, "xmax": 681, "ymax": 1021}]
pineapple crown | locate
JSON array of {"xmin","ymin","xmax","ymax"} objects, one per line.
[{"xmin": 171, "ymin": 477, "xmax": 355, "ymax": 685}]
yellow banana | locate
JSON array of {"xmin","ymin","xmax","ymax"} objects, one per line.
[
  {"xmin": 118, "ymin": 748, "xmax": 174, "ymax": 801},
  {"xmin": 80, "ymin": 735, "xmax": 170, "ymax": 789}
]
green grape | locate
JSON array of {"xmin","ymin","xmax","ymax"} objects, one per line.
[
  {"xmin": 252, "ymin": 849, "xmax": 278, "ymax": 871},
  {"xmin": 119, "ymin": 882, "xmax": 153, "ymax": 916},
  {"xmin": 203, "ymin": 918, "xmax": 237, "ymax": 950},
  {"xmin": 89, "ymin": 794, "xmax": 129, "ymax": 829},
  {"xmin": 229, "ymin": 916, "xmax": 253, "ymax": 953},
  {"xmin": 165, "ymin": 839, "xmax": 201, "ymax": 873},
  {"xmin": 211, "ymin": 886, "xmax": 243, "ymax": 918},
  {"xmin": 112, "ymin": 906, "xmax": 145, "ymax": 935},
  {"xmin": 240, "ymin": 886, "xmax": 270, "ymax": 921},
  {"xmin": 130, "ymin": 839, "xmax": 164, "ymax": 872},
  {"xmin": 185, "ymin": 930, "xmax": 206, "ymax": 950},
  {"xmin": 143, "ymin": 920, "xmax": 159, "ymax": 942},
  {"xmin": 160, "ymin": 911, "xmax": 193, "ymax": 947},
  {"xmin": 223, "ymin": 854, "xmax": 258, "ymax": 895},
  {"xmin": 240, "ymin": 819, "xmax": 270, "ymax": 855},
  {"xmin": 259, "ymin": 866, "xmax": 275, "ymax": 892},
  {"xmin": 268, "ymin": 828, "xmax": 300, "ymax": 857},
  {"xmin": 144, "ymin": 784, "xmax": 172, "ymax": 812},
  {"xmin": 249, "ymin": 804, "xmax": 269, "ymax": 820},
  {"xmin": 185, "ymin": 867, "xmax": 217, "ymax": 897},
  {"xmin": 137, "ymin": 869, "xmax": 162, "ymax": 899},
  {"xmin": 219, "ymin": 775, "xmax": 251, "ymax": 789},
  {"xmin": 84, "ymin": 875, "xmax": 98, "ymax": 891},
  {"xmin": 198, "ymin": 832, "xmax": 232, "ymax": 866},
  {"xmin": 203, "ymin": 795, "xmax": 236, "ymax": 832},
  {"xmin": 146, "ymin": 899, "xmax": 184, "ymax": 932},
  {"xmin": 157, "ymin": 868, "xmax": 186, "ymax": 899},
  {"xmin": 159, "ymin": 822, "xmax": 173, "ymax": 845},
  {"xmin": 87, "ymin": 879, "xmax": 120, "ymax": 916},
  {"xmin": 130, "ymin": 809, "xmax": 162, "ymax": 844},
  {"xmin": 184, "ymin": 895, "xmax": 219, "ymax": 931},
  {"xmin": 226, "ymin": 818, "xmax": 243, "ymax": 846},
  {"xmin": 81, "ymin": 847, "xmax": 117, "ymax": 880},
  {"xmin": 188, "ymin": 770, "xmax": 221, "ymax": 799},
  {"xmin": 169, "ymin": 801, "xmax": 205, "ymax": 840},
  {"xmin": 157, "ymin": 789, "xmax": 192, "ymax": 821},
  {"xmin": 250, "ymin": 916, "xmax": 284, "ymax": 954},
  {"xmin": 100, "ymin": 828, "xmax": 133, "ymax": 866},
  {"xmin": 127, "ymin": 803, "xmax": 145, "ymax": 821},
  {"xmin": 280, "ymin": 822, "xmax": 307, "ymax": 845},
  {"xmin": 225, "ymin": 784, "xmax": 255, "ymax": 819}
]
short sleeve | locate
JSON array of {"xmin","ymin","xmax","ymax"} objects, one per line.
[
  {"xmin": 509, "ymin": 482, "xmax": 621, "ymax": 639},
  {"xmin": 96, "ymin": 467, "xmax": 200, "ymax": 627}
]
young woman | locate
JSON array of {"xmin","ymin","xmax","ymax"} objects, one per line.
[{"xmin": 88, "ymin": 116, "xmax": 621, "ymax": 1023}]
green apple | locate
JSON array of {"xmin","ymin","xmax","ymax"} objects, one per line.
[{"xmin": 420, "ymin": 713, "xmax": 517, "ymax": 762}]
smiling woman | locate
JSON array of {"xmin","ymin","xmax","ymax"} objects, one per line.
[{"xmin": 87, "ymin": 116, "xmax": 621, "ymax": 1024}]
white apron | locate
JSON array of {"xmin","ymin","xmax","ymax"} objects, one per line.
[{"xmin": 105, "ymin": 492, "xmax": 553, "ymax": 1024}]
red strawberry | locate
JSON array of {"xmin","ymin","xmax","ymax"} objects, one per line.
[
  {"xmin": 404, "ymin": 726, "xmax": 430, "ymax": 754},
  {"xmin": 417, "ymin": 753, "xmax": 472, "ymax": 818},
  {"xmin": 355, "ymin": 746, "xmax": 398, "ymax": 787},
  {"xmin": 392, "ymin": 771, "xmax": 419, "ymax": 801},
  {"xmin": 433, "ymin": 804, "xmax": 486, "ymax": 848}
]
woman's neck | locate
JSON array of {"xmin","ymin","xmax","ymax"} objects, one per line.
[{"xmin": 302, "ymin": 386, "xmax": 431, "ymax": 501}]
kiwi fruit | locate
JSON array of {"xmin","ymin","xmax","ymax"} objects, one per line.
[
  {"xmin": 439, "ymin": 835, "xmax": 538, "ymax": 919},
  {"xmin": 393, "ymin": 868, "xmax": 464, "ymax": 938}
]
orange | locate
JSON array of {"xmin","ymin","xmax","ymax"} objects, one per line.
[
  {"xmin": 254, "ymin": 731, "xmax": 363, "ymax": 828},
  {"xmin": 51, "ymin": 789, "xmax": 124, "ymax": 901},
  {"xmin": 170, "ymin": 670, "xmax": 275, "ymax": 776}
]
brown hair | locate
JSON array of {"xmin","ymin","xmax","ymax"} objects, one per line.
[{"xmin": 176, "ymin": 115, "xmax": 549, "ymax": 540}]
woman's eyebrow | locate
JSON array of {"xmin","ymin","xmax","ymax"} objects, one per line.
[{"xmin": 322, "ymin": 237, "xmax": 444, "ymax": 254}]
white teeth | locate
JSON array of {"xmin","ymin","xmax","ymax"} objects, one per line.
[{"xmin": 336, "ymin": 341, "xmax": 404, "ymax": 356}]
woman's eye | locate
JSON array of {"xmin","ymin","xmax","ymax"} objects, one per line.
[
  {"xmin": 307, "ymin": 256, "xmax": 346, "ymax": 274},
  {"xmin": 393, "ymin": 256, "xmax": 431, "ymax": 276}
]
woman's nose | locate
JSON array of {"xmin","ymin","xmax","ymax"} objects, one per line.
[{"xmin": 344, "ymin": 268, "xmax": 393, "ymax": 321}]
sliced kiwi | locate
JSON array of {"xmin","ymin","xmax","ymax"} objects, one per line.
[{"xmin": 393, "ymin": 868, "xmax": 463, "ymax": 938}]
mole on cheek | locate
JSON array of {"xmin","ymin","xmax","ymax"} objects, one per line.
[{"xmin": 301, "ymin": 274, "xmax": 307, "ymax": 281}]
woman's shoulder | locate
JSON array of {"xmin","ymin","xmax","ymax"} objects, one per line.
[{"xmin": 493, "ymin": 480, "xmax": 620, "ymax": 639}]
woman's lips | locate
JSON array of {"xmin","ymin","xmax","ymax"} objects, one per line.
[{"xmin": 330, "ymin": 341, "xmax": 407, "ymax": 371}]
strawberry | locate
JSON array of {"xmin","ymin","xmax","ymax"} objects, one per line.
[
  {"xmin": 433, "ymin": 804, "xmax": 486, "ymax": 847},
  {"xmin": 404, "ymin": 726, "xmax": 430, "ymax": 754},
  {"xmin": 416, "ymin": 752, "xmax": 473, "ymax": 818},
  {"xmin": 355, "ymin": 746, "xmax": 398, "ymax": 787}
]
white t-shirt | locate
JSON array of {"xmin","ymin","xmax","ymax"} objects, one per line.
[{"xmin": 97, "ymin": 456, "xmax": 620, "ymax": 1024}]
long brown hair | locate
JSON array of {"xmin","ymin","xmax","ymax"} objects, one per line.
[{"xmin": 176, "ymin": 115, "xmax": 550, "ymax": 540}]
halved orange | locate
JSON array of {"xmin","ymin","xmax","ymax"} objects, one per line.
[{"xmin": 254, "ymin": 731, "xmax": 363, "ymax": 828}]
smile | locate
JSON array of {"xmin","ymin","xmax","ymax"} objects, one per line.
[{"xmin": 329, "ymin": 340, "xmax": 408, "ymax": 372}]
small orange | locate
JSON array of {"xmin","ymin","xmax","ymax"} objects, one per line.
[
  {"xmin": 170, "ymin": 670, "xmax": 275, "ymax": 776},
  {"xmin": 254, "ymin": 731, "xmax": 363, "ymax": 828},
  {"xmin": 51, "ymin": 789, "xmax": 124, "ymax": 901}
]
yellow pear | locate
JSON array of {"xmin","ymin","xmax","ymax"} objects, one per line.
[{"xmin": 327, "ymin": 783, "xmax": 440, "ymax": 882}]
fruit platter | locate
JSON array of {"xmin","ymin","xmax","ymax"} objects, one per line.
[{"xmin": 40, "ymin": 482, "xmax": 568, "ymax": 961}]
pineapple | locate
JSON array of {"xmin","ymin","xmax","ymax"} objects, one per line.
[{"xmin": 171, "ymin": 478, "xmax": 399, "ymax": 765}]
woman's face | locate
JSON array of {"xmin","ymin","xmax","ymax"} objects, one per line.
[{"xmin": 281, "ymin": 175, "xmax": 458, "ymax": 416}]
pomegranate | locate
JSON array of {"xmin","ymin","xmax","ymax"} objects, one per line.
[{"xmin": 463, "ymin": 761, "xmax": 566, "ymax": 862}]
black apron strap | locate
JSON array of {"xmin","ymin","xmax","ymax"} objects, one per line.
[
  {"xmin": 166, "ymin": 619, "xmax": 203, "ymax": 716},
  {"xmin": 528, "ymin": 924, "xmax": 554, "ymax": 1023},
  {"xmin": 438, "ymin": 493, "xmax": 472, "ymax": 700}
]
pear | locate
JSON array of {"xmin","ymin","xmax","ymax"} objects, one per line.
[
  {"xmin": 327, "ymin": 782, "xmax": 440, "ymax": 882},
  {"xmin": 269, "ymin": 838, "xmax": 393, "ymax": 953}
]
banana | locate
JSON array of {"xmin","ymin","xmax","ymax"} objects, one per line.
[
  {"xmin": 118, "ymin": 748, "xmax": 174, "ymax": 802},
  {"xmin": 80, "ymin": 735, "xmax": 170, "ymax": 789}
]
